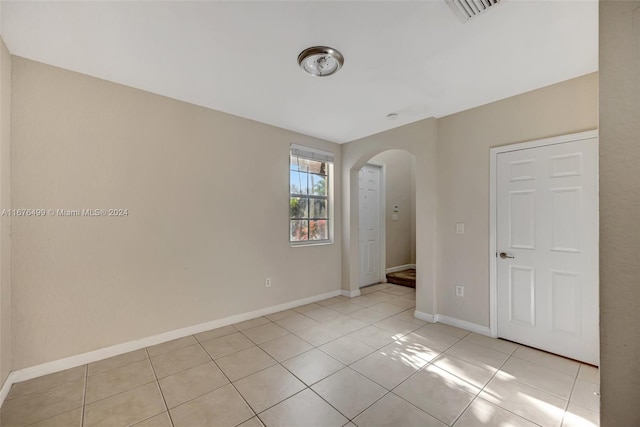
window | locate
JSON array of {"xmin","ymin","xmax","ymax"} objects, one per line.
[{"xmin": 290, "ymin": 145, "xmax": 334, "ymax": 244}]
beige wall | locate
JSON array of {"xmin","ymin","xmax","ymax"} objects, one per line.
[
  {"xmin": 342, "ymin": 74, "xmax": 597, "ymax": 323},
  {"xmin": 3, "ymin": 50, "xmax": 607, "ymax": 387},
  {"xmin": 599, "ymin": 2, "xmax": 640, "ymax": 424},
  {"xmin": 0, "ymin": 38, "xmax": 11, "ymax": 384},
  {"xmin": 436, "ymin": 73, "xmax": 598, "ymax": 326},
  {"xmin": 11, "ymin": 57, "xmax": 341, "ymax": 369},
  {"xmin": 369, "ymin": 150, "xmax": 416, "ymax": 269},
  {"xmin": 341, "ymin": 119, "xmax": 438, "ymax": 316}
]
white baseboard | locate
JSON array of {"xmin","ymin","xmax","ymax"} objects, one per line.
[
  {"xmin": 435, "ymin": 314, "xmax": 491, "ymax": 337},
  {"xmin": 386, "ymin": 264, "xmax": 416, "ymax": 274},
  {"xmin": 0, "ymin": 372, "xmax": 15, "ymax": 405},
  {"xmin": 341, "ymin": 289, "xmax": 361, "ymax": 298},
  {"xmin": 414, "ymin": 310, "xmax": 436, "ymax": 323},
  {"xmin": 2, "ymin": 288, "xmax": 342, "ymax": 404},
  {"xmin": 413, "ymin": 311, "xmax": 491, "ymax": 337}
]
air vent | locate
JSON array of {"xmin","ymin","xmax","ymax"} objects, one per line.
[{"xmin": 445, "ymin": 0, "xmax": 502, "ymax": 23}]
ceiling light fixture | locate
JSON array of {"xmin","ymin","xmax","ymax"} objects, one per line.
[{"xmin": 298, "ymin": 46, "xmax": 344, "ymax": 77}]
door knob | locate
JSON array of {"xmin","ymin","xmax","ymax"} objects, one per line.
[{"xmin": 499, "ymin": 252, "xmax": 515, "ymax": 259}]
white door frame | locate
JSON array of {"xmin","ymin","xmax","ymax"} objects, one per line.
[
  {"xmin": 488, "ymin": 130, "xmax": 599, "ymax": 338},
  {"xmin": 359, "ymin": 162, "xmax": 386, "ymax": 286}
]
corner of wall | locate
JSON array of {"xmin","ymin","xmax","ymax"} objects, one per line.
[
  {"xmin": 0, "ymin": 34, "xmax": 12, "ymax": 389},
  {"xmin": 599, "ymin": 1, "xmax": 640, "ymax": 424}
]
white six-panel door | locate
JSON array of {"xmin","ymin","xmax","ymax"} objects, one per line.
[
  {"xmin": 359, "ymin": 164, "xmax": 381, "ymax": 287},
  {"xmin": 496, "ymin": 137, "xmax": 599, "ymax": 365}
]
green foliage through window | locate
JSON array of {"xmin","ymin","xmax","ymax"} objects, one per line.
[{"xmin": 290, "ymin": 153, "xmax": 330, "ymax": 242}]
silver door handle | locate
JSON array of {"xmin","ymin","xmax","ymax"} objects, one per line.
[{"xmin": 499, "ymin": 252, "xmax": 515, "ymax": 259}]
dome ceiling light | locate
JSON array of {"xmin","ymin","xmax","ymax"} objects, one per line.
[{"xmin": 297, "ymin": 46, "xmax": 344, "ymax": 77}]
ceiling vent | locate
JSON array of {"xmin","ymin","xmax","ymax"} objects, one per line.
[{"xmin": 445, "ymin": 0, "xmax": 502, "ymax": 23}]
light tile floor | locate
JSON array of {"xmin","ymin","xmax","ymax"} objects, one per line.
[{"xmin": 0, "ymin": 283, "xmax": 600, "ymax": 427}]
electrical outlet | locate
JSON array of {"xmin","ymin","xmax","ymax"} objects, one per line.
[
  {"xmin": 265, "ymin": 278, "xmax": 272, "ymax": 288},
  {"xmin": 455, "ymin": 285, "xmax": 464, "ymax": 297},
  {"xmin": 456, "ymin": 223, "xmax": 465, "ymax": 234}
]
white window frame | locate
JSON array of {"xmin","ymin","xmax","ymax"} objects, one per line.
[{"xmin": 289, "ymin": 144, "xmax": 334, "ymax": 246}]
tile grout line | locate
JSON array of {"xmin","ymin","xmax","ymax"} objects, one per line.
[
  {"xmin": 218, "ymin": 289, "xmax": 418, "ymax": 424},
  {"xmin": 485, "ymin": 347, "xmax": 583, "ymax": 402},
  {"xmin": 63, "ymin": 379, "xmax": 159, "ymax": 417},
  {"xmin": 12, "ymin": 288, "xmax": 415, "ymax": 427},
  {"xmin": 5, "ymin": 367, "xmax": 91, "ymax": 427},
  {"xmin": 94, "ymin": 328, "xmax": 455, "ymax": 422},
  {"xmin": 449, "ymin": 346, "xmax": 559, "ymax": 427},
  {"xmin": 193, "ymin": 325, "xmax": 240, "ymax": 345},
  {"xmin": 371, "ymin": 328, "xmax": 503, "ymax": 427},
  {"xmin": 85, "ymin": 355, "xmax": 149, "ymax": 378},
  {"xmin": 560, "ymin": 363, "xmax": 583, "ymax": 426},
  {"xmin": 144, "ymin": 347, "xmax": 175, "ymax": 427},
  {"xmin": 252, "ymin": 386, "xmax": 314, "ymax": 422},
  {"xmin": 80, "ymin": 364, "xmax": 88, "ymax": 427},
  {"xmin": 195, "ymin": 339, "xmax": 259, "ymax": 426},
  {"xmin": 166, "ymin": 303, "xmax": 410, "ymax": 425},
  {"xmin": 311, "ymin": 317, "xmax": 415, "ymax": 366},
  {"xmin": 296, "ymin": 296, "xmax": 422, "ymax": 422},
  {"xmin": 494, "ymin": 361, "xmax": 580, "ymax": 402},
  {"xmin": 141, "ymin": 344, "xmax": 246, "ymax": 423},
  {"xmin": 4, "ymin": 366, "xmax": 89, "ymax": 402},
  {"xmin": 380, "ymin": 327, "xmax": 470, "ymax": 393},
  {"xmin": 21, "ymin": 287, "xmax": 590, "ymax": 427},
  {"xmin": 448, "ymin": 352, "xmax": 511, "ymax": 427},
  {"xmin": 376, "ymin": 332, "xmax": 471, "ymax": 426},
  {"xmin": 305, "ymin": 386, "xmax": 352, "ymax": 425},
  {"xmin": 264, "ymin": 318, "xmax": 368, "ymax": 425},
  {"xmin": 509, "ymin": 345, "xmax": 584, "ymax": 377},
  {"xmin": 200, "ymin": 298, "xmax": 415, "ymax": 370}
]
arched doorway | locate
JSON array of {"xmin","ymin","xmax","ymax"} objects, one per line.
[{"xmin": 339, "ymin": 118, "xmax": 438, "ymax": 320}]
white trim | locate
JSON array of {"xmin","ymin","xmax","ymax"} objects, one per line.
[
  {"xmin": 491, "ymin": 130, "xmax": 598, "ymax": 154},
  {"xmin": 2, "ymin": 289, "xmax": 341, "ymax": 396},
  {"xmin": 414, "ymin": 310, "xmax": 436, "ymax": 323},
  {"xmin": 289, "ymin": 149, "xmax": 335, "ymax": 247},
  {"xmin": 489, "ymin": 130, "xmax": 599, "ymax": 338},
  {"xmin": 378, "ymin": 163, "xmax": 387, "ymax": 286},
  {"xmin": 436, "ymin": 314, "xmax": 492, "ymax": 337},
  {"xmin": 386, "ymin": 264, "xmax": 416, "ymax": 274},
  {"xmin": 489, "ymin": 146, "xmax": 498, "ymax": 338},
  {"xmin": 0, "ymin": 372, "xmax": 15, "ymax": 404},
  {"xmin": 341, "ymin": 289, "xmax": 362, "ymax": 298},
  {"xmin": 414, "ymin": 311, "xmax": 491, "ymax": 336},
  {"xmin": 290, "ymin": 143, "xmax": 335, "ymax": 162}
]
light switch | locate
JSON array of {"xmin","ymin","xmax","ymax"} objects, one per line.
[
  {"xmin": 456, "ymin": 223, "xmax": 465, "ymax": 234},
  {"xmin": 392, "ymin": 214, "xmax": 399, "ymax": 221}
]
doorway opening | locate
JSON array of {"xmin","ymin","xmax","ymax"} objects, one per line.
[{"xmin": 358, "ymin": 150, "xmax": 417, "ymax": 290}]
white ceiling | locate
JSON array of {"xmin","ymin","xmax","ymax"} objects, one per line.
[{"xmin": 1, "ymin": 0, "xmax": 597, "ymax": 143}]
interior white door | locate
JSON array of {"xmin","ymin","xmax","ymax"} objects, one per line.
[
  {"xmin": 359, "ymin": 164, "xmax": 381, "ymax": 287},
  {"xmin": 497, "ymin": 137, "xmax": 599, "ymax": 365}
]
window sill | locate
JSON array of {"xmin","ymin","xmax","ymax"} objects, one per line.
[{"xmin": 290, "ymin": 241, "xmax": 333, "ymax": 248}]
